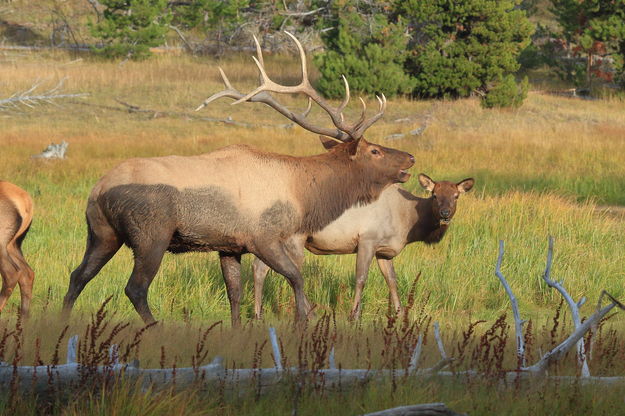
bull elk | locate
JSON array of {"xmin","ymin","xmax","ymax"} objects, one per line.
[
  {"xmin": 0, "ymin": 181, "xmax": 34, "ymax": 316},
  {"xmin": 62, "ymin": 32, "xmax": 414, "ymax": 325},
  {"xmin": 253, "ymin": 170, "xmax": 474, "ymax": 320}
]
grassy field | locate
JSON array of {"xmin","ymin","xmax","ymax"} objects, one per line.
[
  {"xmin": 1, "ymin": 48, "xmax": 625, "ymax": 415},
  {"xmin": 1, "ymin": 50, "xmax": 623, "ymax": 324}
]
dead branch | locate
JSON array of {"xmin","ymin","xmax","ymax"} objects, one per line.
[
  {"xmin": 495, "ymin": 240, "xmax": 526, "ymax": 367},
  {"xmin": 0, "ymin": 78, "xmax": 88, "ymax": 111},
  {"xmin": 278, "ymin": 7, "xmax": 324, "ymax": 17},
  {"xmin": 542, "ymin": 235, "xmax": 589, "ymax": 376},
  {"xmin": 31, "ymin": 141, "xmax": 68, "ymax": 159},
  {"xmin": 496, "ymin": 238, "xmax": 624, "ymax": 377}
]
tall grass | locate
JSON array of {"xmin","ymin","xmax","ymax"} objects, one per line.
[{"xmin": 0, "ymin": 50, "xmax": 623, "ymax": 324}]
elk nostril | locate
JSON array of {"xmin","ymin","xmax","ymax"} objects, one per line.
[{"xmin": 441, "ymin": 209, "xmax": 450, "ymax": 218}]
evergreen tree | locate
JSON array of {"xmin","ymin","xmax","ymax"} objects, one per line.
[
  {"xmin": 314, "ymin": 1, "xmax": 416, "ymax": 98},
  {"xmin": 551, "ymin": 0, "xmax": 625, "ymax": 90},
  {"xmin": 398, "ymin": 0, "xmax": 533, "ymax": 104},
  {"xmin": 90, "ymin": 0, "xmax": 171, "ymax": 60}
]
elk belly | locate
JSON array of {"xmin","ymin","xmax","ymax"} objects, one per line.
[{"xmin": 98, "ymin": 184, "xmax": 250, "ymax": 254}]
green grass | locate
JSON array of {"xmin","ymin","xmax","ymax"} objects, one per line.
[{"xmin": 0, "ymin": 51, "xmax": 624, "ymax": 326}]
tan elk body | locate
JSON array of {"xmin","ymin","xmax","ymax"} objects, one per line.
[
  {"xmin": 0, "ymin": 181, "xmax": 34, "ymax": 316},
  {"xmin": 253, "ymin": 173, "xmax": 474, "ymax": 320},
  {"xmin": 62, "ymin": 33, "xmax": 414, "ymax": 325}
]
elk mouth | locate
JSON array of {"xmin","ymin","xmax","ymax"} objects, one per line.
[
  {"xmin": 398, "ymin": 169, "xmax": 411, "ymax": 183},
  {"xmin": 440, "ymin": 218, "xmax": 451, "ymax": 226}
]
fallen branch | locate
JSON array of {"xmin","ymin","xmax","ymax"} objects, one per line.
[
  {"xmin": 0, "ymin": 78, "xmax": 88, "ymax": 111},
  {"xmin": 32, "ymin": 141, "xmax": 68, "ymax": 159}
]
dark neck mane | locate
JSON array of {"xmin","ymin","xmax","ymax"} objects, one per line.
[
  {"xmin": 405, "ymin": 195, "xmax": 449, "ymax": 245},
  {"xmin": 296, "ymin": 147, "xmax": 380, "ymax": 234}
]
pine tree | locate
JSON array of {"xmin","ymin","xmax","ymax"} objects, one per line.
[
  {"xmin": 90, "ymin": 0, "xmax": 171, "ymax": 60},
  {"xmin": 551, "ymin": 0, "xmax": 625, "ymax": 90},
  {"xmin": 398, "ymin": 0, "xmax": 533, "ymax": 105},
  {"xmin": 314, "ymin": 0, "xmax": 416, "ymax": 98}
]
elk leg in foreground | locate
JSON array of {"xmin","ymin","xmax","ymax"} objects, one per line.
[
  {"xmin": 376, "ymin": 257, "xmax": 402, "ymax": 315},
  {"xmin": 62, "ymin": 221, "xmax": 122, "ymax": 314},
  {"xmin": 12, "ymin": 246, "xmax": 35, "ymax": 316},
  {"xmin": 349, "ymin": 242, "xmax": 377, "ymax": 321},
  {"xmin": 0, "ymin": 250, "xmax": 19, "ymax": 312},
  {"xmin": 0, "ymin": 232, "xmax": 34, "ymax": 316},
  {"xmin": 254, "ymin": 240, "xmax": 311, "ymax": 321},
  {"xmin": 252, "ymin": 260, "xmax": 270, "ymax": 320},
  {"xmin": 252, "ymin": 238, "xmax": 305, "ymax": 320},
  {"xmin": 219, "ymin": 253, "xmax": 242, "ymax": 326}
]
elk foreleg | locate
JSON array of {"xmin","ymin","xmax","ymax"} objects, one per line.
[
  {"xmin": 254, "ymin": 240, "xmax": 311, "ymax": 322},
  {"xmin": 219, "ymin": 253, "xmax": 243, "ymax": 327},
  {"xmin": 252, "ymin": 259, "xmax": 270, "ymax": 320},
  {"xmin": 349, "ymin": 242, "xmax": 376, "ymax": 321},
  {"xmin": 376, "ymin": 257, "xmax": 402, "ymax": 315},
  {"xmin": 252, "ymin": 237, "xmax": 305, "ymax": 320}
]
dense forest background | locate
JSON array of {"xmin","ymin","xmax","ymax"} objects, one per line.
[{"xmin": 1, "ymin": 0, "xmax": 624, "ymax": 106}]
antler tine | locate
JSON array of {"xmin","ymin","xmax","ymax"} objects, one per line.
[
  {"xmin": 301, "ymin": 97, "xmax": 313, "ymax": 118},
  {"xmin": 336, "ymin": 75, "xmax": 350, "ymax": 113},
  {"xmin": 253, "ymin": 35, "xmax": 265, "ymax": 68},
  {"xmin": 231, "ymin": 55, "xmax": 273, "ymax": 105},
  {"xmin": 284, "ymin": 31, "xmax": 310, "ymax": 88},
  {"xmin": 195, "ymin": 67, "xmax": 240, "ymax": 111},
  {"xmin": 353, "ymin": 97, "xmax": 367, "ymax": 130},
  {"xmin": 352, "ymin": 93, "xmax": 387, "ymax": 138}
]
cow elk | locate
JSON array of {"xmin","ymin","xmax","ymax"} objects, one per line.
[
  {"xmin": 253, "ymin": 170, "xmax": 474, "ymax": 320},
  {"xmin": 0, "ymin": 181, "xmax": 34, "ymax": 317},
  {"xmin": 62, "ymin": 32, "xmax": 414, "ymax": 326}
]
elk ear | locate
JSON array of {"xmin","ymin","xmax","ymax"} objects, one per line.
[
  {"xmin": 457, "ymin": 178, "xmax": 475, "ymax": 193},
  {"xmin": 319, "ymin": 135, "xmax": 341, "ymax": 151},
  {"xmin": 418, "ymin": 173, "xmax": 435, "ymax": 192}
]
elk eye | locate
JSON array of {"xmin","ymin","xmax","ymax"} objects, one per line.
[
  {"xmin": 432, "ymin": 194, "xmax": 437, "ymax": 199},
  {"xmin": 371, "ymin": 148, "xmax": 380, "ymax": 155}
]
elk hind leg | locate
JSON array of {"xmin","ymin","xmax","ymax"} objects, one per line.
[
  {"xmin": 124, "ymin": 240, "xmax": 169, "ymax": 324},
  {"xmin": 9, "ymin": 226, "xmax": 34, "ymax": 317},
  {"xmin": 63, "ymin": 219, "xmax": 121, "ymax": 315},
  {"xmin": 220, "ymin": 252, "xmax": 242, "ymax": 326},
  {"xmin": 0, "ymin": 248, "xmax": 19, "ymax": 313}
]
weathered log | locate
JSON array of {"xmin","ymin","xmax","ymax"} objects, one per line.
[{"xmin": 361, "ymin": 403, "xmax": 466, "ymax": 416}]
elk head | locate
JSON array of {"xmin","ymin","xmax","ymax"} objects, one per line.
[
  {"xmin": 418, "ymin": 174, "xmax": 474, "ymax": 225},
  {"xmin": 320, "ymin": 136, "xmax": 414, "ymax": 184}
]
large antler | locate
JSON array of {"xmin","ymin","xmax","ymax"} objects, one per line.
[{"xmin": 196, "ymin": 31, "xmax": 386, "ymax": 142}]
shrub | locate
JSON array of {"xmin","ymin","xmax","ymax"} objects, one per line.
[{"xmin": 481, "ymin": 75, "xmax": 529, "ymax": 109}]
